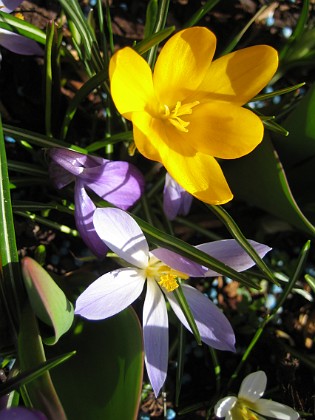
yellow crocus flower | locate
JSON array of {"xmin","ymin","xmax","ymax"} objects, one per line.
[{"xmin": 109, "ymin": 27, "xmax": 278, "ymax": 204}]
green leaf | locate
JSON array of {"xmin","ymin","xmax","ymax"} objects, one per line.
[
  {"xmin": 220, "ymin": 4, "xmax": 269, "ymax": 55},
  {"xmin": 144, "ymin": 0, "xmax": 158, "ymax": 38},
  {"xmin": 60, "ymin": 68, "xmax": 109, "ymax": 140},
  {"xmin": 223, "ymin": 134, "xmax": 315, "ymax": 237},
  {"xmin": 86, "ymin": 131, "xmax": 133, "ymax": 152},
  {"xmin": 274, "ymin": 84, "xmax": 315, "ymax": 168},
  {"xmin": 272, "ymin": 83, "xmax": 315, "ymax": 225},
  {"xmin": 0, "ymin": 351, "xmax": 75, "ymax": 397},
  {"xmin": 0, "ymin": 11, "xmax": 46, "ymax": 45},
  {"xmin": 0, "ymin": 117, "xmax": 24, "ymax": 332},
  {"xmin": 305, "ymin": 274, "xmax": 315, "ymax": 294},
  {"xmin": 18, "ymin": 303, "xmax": 67, "ymax": 418},
  {"xmin": 174, "ymin": 285, "xmax": 201, "ymax": 345},
  {"xmin": 58, "ymin": 0, "xmax": 103, "ymax": 73},
  {"xmin": 207, "ymin": 204, "xmax": 278, "ymax": 285},
  {"xmin": 183, "ymin": 0, "xmax": 221, "ymax": 28},
  {"xmin": 253, "ymin": 82, "xmax": 305, "ymax": 102},
  {"xmin": 21, "ymin": 257, "xmax": 74, "ymax": 345},
  {"xmin": 3, "ymin": 124, "xmax": 87, "ymax": 153},
  {"xmin": 135, "ymin": 26, "xmax": 175, "ymax": 56},
  {"xmin": 48, "ymin": 309, "xmax": 143, "ymax": 420}
]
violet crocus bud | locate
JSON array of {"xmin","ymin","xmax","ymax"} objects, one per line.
[
  {"xmin": 49, "ymin": 148, "xmax": 145, "ymax": 258},
  {"xmin": 163, "ymin": 172, "xmax": 193, "ymax": 220}
]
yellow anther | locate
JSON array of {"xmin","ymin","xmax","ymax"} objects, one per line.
[
  {"xmin": 161, "ymin": 101, "xmax": 200, "ymax": 132},
  {"xmin": 231, "ymin": 401, "xmax": 260, "ymax": 420},
  {"xmin": 14, "ymin": 12, "xmax": 25, "ymax": 20},
  {"xmin": 158, "ymin": 274, "xmax": 179, "ymax": 292}
]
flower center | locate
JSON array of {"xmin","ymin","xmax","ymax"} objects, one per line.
[
  {"xmin": 161, "ymin": 101, "xmax": 200, "ymax": 133},
  {"xmin": 146, "ymin": 257, "xmax": 189, "ymax": 292},
  {"xmin": 231, "ymin": 400, "xmax": 259, "ymax": 420}
]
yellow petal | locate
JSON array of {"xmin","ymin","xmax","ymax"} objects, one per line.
[
  {"xmin": 186, "ymin": 102, "xmax": 264, "ymax": 158},
  {"xmin": 161, "ymin": 144, "xmax": 233, "ymax": 205},
  {"xmin": 153, "ymin": 27, "xmax": 216, "ymax": 106},
  {"xmin": 109, "ymin": 47, "xmax": 157, "ymax": 116},
  {"xmin": 131, "ymin": 109, "xmax": 233, "ymax": 204},
  {"xmin": 132, "ymin": 110, "xmax": 196, "ymax": 162},
  {"xmin": 198, "ymin": 45, "xmax": 278, "ymax": 105},
  {"xmin": 132, "ymin": 111, "xmax": 166, "ymax": 162}
]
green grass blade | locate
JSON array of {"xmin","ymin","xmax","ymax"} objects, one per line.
[
  {"xmin": 60, "ymin": 68, "xmax": 109, "ymax": 140},
  {"xmin": 0, "ymin": 117, "xmax": 24, "ymax": 330},
  {"xmin": 0, "ymin": 11, "xmax": 46, "ymax": 44},
  {"xmin": 147, "ymin": 0, "xmax": 170, "ymax": 67},
  {"xmin": 174, "ymin": 285, "xmax": 201, "ymax": 345},
  {"xmin": 220, "ymin": 4, "xmax": 268, "ymax": 55},
  {"xmin": 184, "ymin": 0, "xmax": 221, "ymax": 28},
  {"xmin": 135, "ymin": 26, "xmax": 175, "ymax": 56},
  {"xmin": 3, "ymin": 124, "xmax": 87, "ymax": 153},
  {"xmin": 0, "ymin": 351, "xmax": 75, "ymax": 397},
  {"xmin": 86, "ymin": 131, "xmax": 133, "ymax": 152},
  {"xmin": 44, "ymin": 21, "xmax": 55, "ymax": 137},
  {"xmin": 7, "ymin": 160, "xmax": 47, "ymax": 177},
  {"xmin": 207, "ymin": 205, "xmax": 278, "ymax": 285},
  {"xmin": 144, "ymin": 0, "xmax": 158, "ymax": 38}
]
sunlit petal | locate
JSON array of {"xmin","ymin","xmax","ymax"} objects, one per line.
[
  {"xmin": 50, "ymin": 148, "xmax": 104, "ymax": 176},
  {"xmin": 74, "ymin": 181, "xmax": 109, "ymax": 259},
  {"xmin": 151, "ymin": 248, "xmax": 207, "ymax": 277},
  {"xmin": 214, "ymin": 396, "xmax": 237, "ymax": 417},
  {"xmin": 153, "ymin": 27, "xmax": 216, "ymax": 105},
  {"xmin": 186, "ymin": 102, "xmax": 264, "ymax": 158},
  {"xmin": 167, "ymin": 284, "xmax": 235, "ymax": 351},
  {"xmin": 143, "ymin": 280, "xmax": 168, "ymax": 397},
  {"xmin": 132, "ymin": 111, "xmax": 165, "ymax": 162},
  {"xmin": 196, "ymin": 239, "xmax": 272, "ymax": 277},
  {"xmin": 75, "ymin": 268, "xmax": 145, "ymax": 319},
  {"xmin": 198, "ymin": 45, "xmax": 278, "ymax": 105},
  {"xmin": 84, "ymin": 160, "xmax": 144, "ymax": 210},
  {"xmin": 93, "ymin": 208, "xmax": 149, "ymax": 268},
  {"xmin": 109, "ymin": 47, "xmax": 157, "ymax": 116},
  {"xmin": 253, "ymin": 399, "xmax": 300, "ymax": 420},
  {"xmin": 0, "ymin": 30, "xmax": 43, "ymax": 55},
  {"xmin": 238, "ymin": 371, "xmax": 267, "ymax": 402},
  {"xmin": 50, "ymin": 148, "xmax": 144, "ymax": 210},
  {"xmin": 161, "ymin": 143, "xmax": 233, "ymax": 205}
]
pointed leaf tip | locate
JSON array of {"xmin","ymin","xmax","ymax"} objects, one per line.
[{"xmin": 21, "ymin": 257, "xmax": 74, "ymax": 344}]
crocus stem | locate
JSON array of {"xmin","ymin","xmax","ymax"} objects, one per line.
[{"xmin": 208, "ymin": 347, "xmax": 221, "ymax": 392}]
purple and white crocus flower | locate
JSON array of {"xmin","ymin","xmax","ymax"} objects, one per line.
[
  {"xmin": 214, "ymin": 370, "xmax": 300, "ymax": 419},
  {"xmin": 49, "ymin": 148, "xmax": 144, "ymax": 258},
  {"xmin": 0, "ymin": 1, "xmax": 43, "ymax": 55},
  {"xmin": 163, "ymin": 172, "xmax": 193, "ymax": 220},
  {"xmin": 75, "ymin": 208, "xmax": 271, "ymax": 396}
]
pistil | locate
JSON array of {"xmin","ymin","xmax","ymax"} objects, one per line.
[{"xmin": 161, "ymin": 101, "xmax": 200, "ymax": 132}]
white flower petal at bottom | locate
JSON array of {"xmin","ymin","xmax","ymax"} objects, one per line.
[
  {"xmin": 253, "ymin": 399, "xmax": 300, "ymax": 420},
  {"xmin": 143, "ymin": 280, "xmax": 169, "ymax": 397},
  {"xmin": 214, "ymin": 396, "xmax": 237, "ymax": 417},
  {"xmin": 75, "ymin": 268, "xmax": 145, "ymax": 319},
  {"xmin": 238, "ymin": 371, "xmax": 267, "ymax": 402}
]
